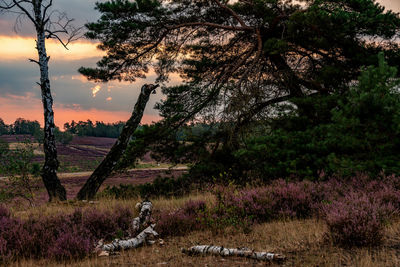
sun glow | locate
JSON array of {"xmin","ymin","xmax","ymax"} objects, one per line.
[
  {"xmin": 91, "ymin": 85, "xmax": 101, "ymax": 98},
  {"xmin": 0, "ymin": 35, "xmax": 103, "ymax": 61}
]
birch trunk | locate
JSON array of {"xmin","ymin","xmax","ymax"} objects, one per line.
[
  {"xmin": 96, "ymin": 201, "xmax": 156, "ymax": 255},
  {"xmin": 182, "ymin": 245, "xmax": 285, "ymax": 262},
  {"xmin": 131, "ymin": 201, "xmax": 153, "ymax": 235},
  {"xmin": 77, "ymin": 84, "xmax": 158, "ymax": 200},
  {"xmin": 100, "ymin": 224, "xmax": 158, "ymax": 253},
  {"xmin": 34, "ymin": 2, "xmax": 66, "ymax": 201}
]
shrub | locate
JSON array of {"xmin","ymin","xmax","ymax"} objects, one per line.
[
  {"xmin": 322, "ymin": 192, "xmax": 394, "ymax": 247},
  {"xmin": 0, "ymin": 206, "xmax": 134, "ymax": 263},
  {"xmin": 214, "ymin": 185, "xmax": 271, "ymax": 222},
  {"xmin": 48, "ymin": 230, "xmax": 92, "ymax": 261},
  {"xmin": 101, "ymin": 175, "xmax": 192, "ymax": 199},
  {"xmin": 156, "ymin": 200, "xmax": 205, "ymax": 236},
  {"xmin": 0, "ymin": 216, "xmax": 28, "ymax": 262},
  {"xmin": 0, "ymin": 205, "xmax": 10, "ymax": 218},
  {"xmin": 0, "ymin": 139, "xmax": 40, "ymax": 207},
  {"xmin": 269, "ymin": 180, "xmax": 314, "ymax": 219}
]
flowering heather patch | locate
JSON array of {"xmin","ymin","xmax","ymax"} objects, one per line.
[
  {"xmin": 48, "ymin": 230, "xmax": 92, "ymax": 261},
  {"xmin": 156, "ymin": 200, "xmax": 206, "ymax": 236},
  {"xmin": 2, "ymin": 174, "xmax": 400, "ymax": 263},
  {"xmin": 322, "ymin": 192, "xmax": 396, "ymax": 247},
  {"xmin": 0, "ymin": 206, "xmax": 133, "ymax": 263},
  {"xmin": 212, "ymin": 185, "xmax": 272, "ymax": 222},
  {"xmin": 269, "ymin": 180, "xmax": 315, "ymax": 219},
  {"xmin": 155, "ymin": 174, "xmax": 400, "ymax": 245},
  {"xmin": 0, "ymin": 205, "xmax": 10, "ymax": 218}
]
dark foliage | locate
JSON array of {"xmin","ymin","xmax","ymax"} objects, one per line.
[
  {"xmin": 64, "ymin": 120, "xmax": 126, "ymax": 138},
  {"xmin": 102, "ymin": 174, "xmax": 193, "ymax": 199}
]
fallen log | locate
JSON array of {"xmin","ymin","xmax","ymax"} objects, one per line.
[
  {"xmin": 182, "ymin": 245, "xmax": 285, "ymax": 262},
  {"xmin": 96, "ymin": 201, "xmax": 158, "ymax": 256},
  {"xmin": 131, "ymin": 201, "xmax": 153, "ymax": 235},
  {"xmin": 100, "ymin": 224, "xmax": 158, "ymax": 254}
]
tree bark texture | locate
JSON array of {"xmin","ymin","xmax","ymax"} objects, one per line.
[
  {"xmin": 182, "ymin": 245, "xmax": 285, "ymax": 262},
  {"xmin": 131, "ymin": 201, "xmax": 153, "ymax": 236},
  {"xmin": 77, "ymin": 84, "xmax": 159, "ymax": 200},
  {"xmin": 100, "ymin": 224, "xmax": 158, "ymax": 253},
  {"xmin": 97, "ymin": 201, "xmax": 157, "ymax": 255},
  {"xmin": 34, "ymin": 3, "xmax": 66, "ymax": 201}
]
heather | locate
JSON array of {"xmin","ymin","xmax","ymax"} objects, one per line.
[
  {"xmin": 0, "ymin": 206, "xmax": 133, "ymax": 263},
  {"xmin": 156, "ymin": 174, "xmax": 400, "ymax": 246},
  {"xmin": 322, "ymin": 192, "xmax": 395, "ymax": 247},
  {"xmin": 2, "ymin": 174, "xmax": 400, "ymax": 263}
]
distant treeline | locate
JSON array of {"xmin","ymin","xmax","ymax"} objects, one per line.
[
  {"xmin": 0, "ymin": 118, "xmax": 72, "ymax": 144},
  {"xmin": 62, "ymin": 120, "xmax": 215, "ymax": 140},
  {"xmin": 1, "ymin": 118, "xmax": 216, "ymax": 142},
  {"xmin": 0, "ymin": 118, "xmax": 41, "ymax": 135},
  {"xmin": 64, "ymin": 120, "xmax": 125, "ymax": 138}
]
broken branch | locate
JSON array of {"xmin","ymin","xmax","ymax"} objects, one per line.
[{"xmin": 182, "ymin": 245, "xmax": 285, "ymax": 262}]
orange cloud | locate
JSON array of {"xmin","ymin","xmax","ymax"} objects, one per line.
[{"xmin": 0, "ymin": 35, "xmax": 103, "ymax": 61}]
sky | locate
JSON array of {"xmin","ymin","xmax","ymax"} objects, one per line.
[{"xmin": 0, "ymin": 0, "xmax": 399, "ymax": 128}]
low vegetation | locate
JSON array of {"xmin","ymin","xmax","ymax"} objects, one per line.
[{"xmin": 2, "ymin": 173, "xmax": 400, "ymax": 265}]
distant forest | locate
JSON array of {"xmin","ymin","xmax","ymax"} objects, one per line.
[
  {"xmin": 0, "ymin": 118, "xmax": 212, "ymax": 141},
  {"xmin": 0, "ymin": 118, "xmax": 125, "ymax": 139}
]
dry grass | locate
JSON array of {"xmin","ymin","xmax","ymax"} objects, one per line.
[
  {"xmin": 8, "ymin": 142, "xmax": 44, "ymax": 155},
  {"xmin": 11, "ymin": 190, "xmax": 214, "ymax": 220},
  {"xmin": 7, "ymin": 193, "xmax": 400, "ymax": 267}
]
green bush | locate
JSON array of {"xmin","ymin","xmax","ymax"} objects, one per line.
[
  {"xmin": 0, "ymin": 139, "xmax": 40, "ymax": 206},
  {"xmin": 101, "ymin": 175, "xmax": 193, "ymax": 199}
]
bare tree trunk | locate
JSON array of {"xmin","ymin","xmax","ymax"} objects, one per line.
[
  {"xmin": 1, "ymin": 0, "xmax": 81, "ymax": 201},
  {"xmin": 77, "ymin": 84, "xmax": 159, "ymax": 200},
  {"xmin": 34, "ymin": 5, "xmax": 66, "ymax": 201},
  {"xmin": 182, "ymin": 245, "xmax": 285, "ymax": 262}
]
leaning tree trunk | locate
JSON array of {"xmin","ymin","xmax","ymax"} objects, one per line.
[
  {"xmin": 35, "ymin": 17, "xmax": 66, "ymax": 201},
  {"xmin": 77, "ymin": 84, "xmax": 159, "ymax": 200}
]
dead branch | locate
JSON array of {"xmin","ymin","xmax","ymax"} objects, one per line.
[
  {"xmin": 96, "ymin": 201, "xmax": 159, "ymax": 256},
  {"xmin": 182, "ymin": 245, "xmax": 286, "ymax": 262},
  {"xmin": 131, "ymin": 200, "xmax": 153, "ymax": 236},
  {"xmin": 98, "ymin": 224, "xmax": 158, "ymax": 255}
]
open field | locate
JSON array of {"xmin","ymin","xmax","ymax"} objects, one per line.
[
  {"xmin": 0, "ymin": 134, "xmax": 187, "ymax": 204},
  {"xmin": 0, "ymin": 135, "xmax": 180, "ymax": 173},
  {"xmin": 0, "ymin": 168, "xmax": 187, "ymax": 205}
]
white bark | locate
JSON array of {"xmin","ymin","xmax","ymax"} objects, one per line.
[
  {"xmin": 131, "ymin": 201, "xmax": 153, "ymax": 235},
  {"xmin": 101, "ymin": 224, "xmax": 158, "ymax": 253},
  {"xmin": 182, "ymin": 245, "xmax": 285, "ymax": 262},
  {"xmin": 96, "ymin": 201, "xmax": 157, "ymax": 255}
]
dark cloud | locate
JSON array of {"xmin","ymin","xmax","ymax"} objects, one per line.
[
  {"xmin": 0, "ymin": 61, "xmax": 39, "ymax": 97},
  {"xmin": 0, "ymin": 57, "xmax": 167, "ymax": 115},
  {"xmin": 0, "ymin": 0, "xmax": 102, "ymax": 37}
]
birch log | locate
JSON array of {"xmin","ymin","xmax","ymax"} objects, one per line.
[
  {"xmin": 131, "ymin": 201, "xmax": 153, "ymax": 235},
  {"xmin": 182, "ymin": 245, "xmax": 285, "ymax": 262},
  {"xmin": 101, "ymin": 224, "xmax": 158, "ymax": 253},
  {"xmin": 97, "ymin": 201, "xmax": 157, "ymax": 255}
]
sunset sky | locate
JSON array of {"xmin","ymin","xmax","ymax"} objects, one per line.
[{"xmin": 0, "ymin": 0, "xmax": 399, "ymax": 128}]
